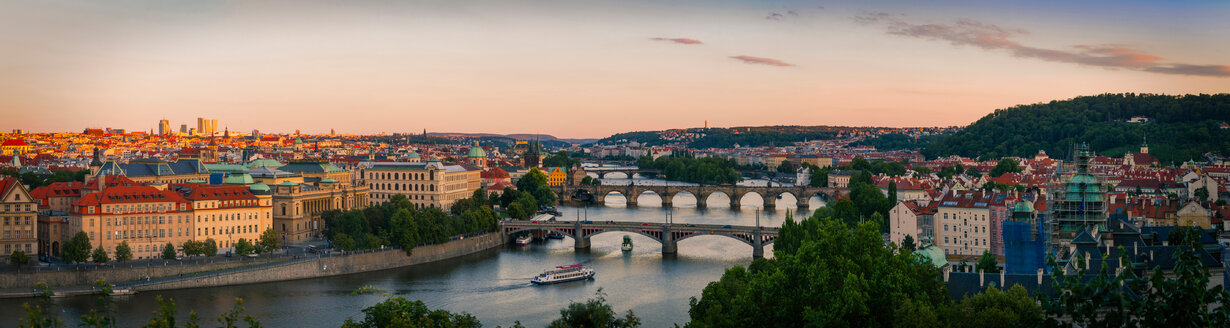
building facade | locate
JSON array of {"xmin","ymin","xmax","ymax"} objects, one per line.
[
  {"xmin": 935, "ymin": 190, "xmax": 1008, "ymax": 257},
  {"xmin": 359, "ymin": 161, "xmax": 482, "ymax": 209},
  {"xmin": 1, "ymin": 178, "xmax": 37, "ymax": 262},
  {"xmin": 269, "ymin": 180, "xmax": 369, "ymax": 243}
]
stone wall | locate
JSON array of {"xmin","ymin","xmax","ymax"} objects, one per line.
[
  {"xmin": 1, "ymin": 256, "xmax": 295, "ymax": 290},
  {"xmin": 2, "ymin": 233, "xmax": 505, "ymax": 292},
  {"xmin": 134, "ymin": 233, "xmax": 504, "ymax": 292}
]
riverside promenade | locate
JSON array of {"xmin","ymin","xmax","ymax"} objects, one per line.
[{"xmin": 1, "ymin": 232, "xmax": 504, "ymax": 298}]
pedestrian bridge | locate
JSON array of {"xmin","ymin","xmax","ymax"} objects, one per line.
[{"xmin": 501, "ymin": 220, "xmax": 777, "ymax": 257}]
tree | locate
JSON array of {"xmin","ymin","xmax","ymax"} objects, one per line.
[
  {"xmin": 19, "ymin": 283, "xmax": 63, "ymax": 328},
  {"xmin": 234, "ymin": 238, "xmax": 255, "ymax": 256},
  {"xmin": 91, "ymin": 246, "xmax": 110, "ymax": 263},
  {"xmin": 114, "ymin": 241, "xmax": 132, "ymax": 262},
  {"xmin": 203, "ymin": 238, "xmax": 218, "ymax": 257},
  {"xmin": 1194, "ymin": 187, "xmax": 1210, "ymax": 201},
  {"xmin": 776, "ymin": 160, "xmax": 796, "ymax": 173},
  {"xmin": 10, "ymin": 250, "xmax": 29, "ymax": 268},
  {"xmin": 687, "ymin": 215, "xmax": 948, "ymax": 327},
  {"xmin": 902, "ymin": 235, "xmax": 916, "ymax": 252},
  {"xmin": 64, "ymin": 231, "xmax": 92, "ymax": 264},
  {"xmin": 580, "ymin": 176, "xmax": 599, "ymax": 185},
  {"xmin": 341, "ymin": 297, "xmax": 481, "ymax": 328},
  {"xmin": 549, "ymin": 289, "xmax": 640, "ymax": 328},
  {"xmin": 989, "ymin": 158, "xmax": 1022, "ymax": 178},
  {"xmin": 258, "ymin": 228, "xmax": 279, "ymax": 253},
  {"xmin": 976, "ymin": 250, "xmax": 999, "ymax": 273},
  {"xmin": 1167, "ymin": 226, "xmax": 1203, "ymax": 246},
  {"xmin": 162, "ymin": 242, "xmax": 177, "ymax": 260},
  {"xmin": 965, "ymin": 166, "xmax": 982, "ymax": 177},
  {"xmin": 946, "ymin": 285, "xmax": 1043, "ymax": 328},
  {"xmin": 216, "ymin": 298, "xmax": 263, "ymax": 328}
]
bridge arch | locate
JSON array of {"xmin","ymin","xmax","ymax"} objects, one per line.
[
  {"xmin": 670, "ymin": 190, "xmax": 699, "ymax": 208},
  {"xmin": 504, "ymin": 227, "xmax": 578, "ymax": 240}
]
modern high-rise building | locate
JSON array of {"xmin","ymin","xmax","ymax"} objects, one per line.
[
  {"xmin": 158, "ymin": 119, "xmax": 171, "ymax": 135},
  {"xmin": 211, "ymin": 120, "xmax": 218, "ymax": 135},
  {"xmin": 180, "ymin": 124, "xmax": 189, "ymax": 134}
]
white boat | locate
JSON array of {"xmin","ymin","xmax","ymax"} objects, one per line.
[
  {"xmin": 515, "ymin": 234, "xmax": 532, "ymax": 246},
  {"xmin": 531, "ymin": 264, "xmax": 595, "ymax": 285}
]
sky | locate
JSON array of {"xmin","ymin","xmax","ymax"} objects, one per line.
[{"xmin": 1, "ymin": 0, "xmax": 1228, "ymax": 138}]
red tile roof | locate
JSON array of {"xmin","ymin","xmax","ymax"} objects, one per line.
[
  {"xmin": 2, "ymin": 139, "xmax": 28, "ymax": 147},
  {"xmin": 72, "ymin": 186, "xmax": 188, "ymax": 207}
]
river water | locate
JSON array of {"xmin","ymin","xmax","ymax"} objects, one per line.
[{"xmin": 6, "ymin": 181, "xmax": 823, "ymax": 328}]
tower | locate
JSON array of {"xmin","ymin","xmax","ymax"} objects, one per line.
[
  {"xmin": 158, "ymin": 119, "xmax": 170, "ymax": 135},
  {"xmin": 1140, "ymin": 133, "xmax": 1149, "ymax": 154}
]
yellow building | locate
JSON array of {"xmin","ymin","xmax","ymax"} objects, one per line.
[
  {"xmin": 1176, "ymin": 202, "xmax": 1212, "ymax": 229},
  {"xmin": 359, "ymin": 161, "xmax": 482, "ymax": 209},
  {"xmin": 72, "ymin": 185, "xmax": 196, "ymax": 260},
  {"xmin": 541, "ymin": 167, "xmax": 568, "ymax": 186},
  {"xmin": 1, "ymin": 177, "xmax": 37, "ymax": 262},
  {"xmin": 177, "ymin": 184, "xmax": 273, "ymax": 251},
  {"xmin": 267, "ymin": 179, "xmax": 369, "ymax": 243}
]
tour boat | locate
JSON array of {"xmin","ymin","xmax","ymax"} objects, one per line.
[
  {"xmin": 621, "ymin": 235, "xmax": 633, "ymax": 252},
  {"xmin": 547, "ymin": 231, "xmax": 565, "ymax": 240},
  {"xmin": 531, "ymin": 264, "xmax": 595, "ymax": 285},
  {"xmin": 515, "ymin": 234, "xmax": 532, "ymax": 246}
]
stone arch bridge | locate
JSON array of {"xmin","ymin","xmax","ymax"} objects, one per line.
[
  {"xmin": 552, "ymin": 184, "xmax": 841, "ymax": 209},
  {"xmin": 502, "ymin": 221, "xmax": 778, "ymax": 257}
]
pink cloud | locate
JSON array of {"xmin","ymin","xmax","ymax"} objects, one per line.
[
  {"xmin": 730, "ymin": 55, "xmax": 793, "ymax": 67},
  {"xmin": 650, "ymin": 37, "xmax": 703, "ymax": 45},
  {"xmin": 857, "ymin": 14, "xmax": 1230, "ymax": 77}
]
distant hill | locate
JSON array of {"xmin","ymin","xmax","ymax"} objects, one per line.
[
  {"xmin": 597, "ymin": 126, "xmax": 872, "ymax": 148},
  {"xmin": 426, "ymin": 132, "xmax": 597, "ymax": 145},
  {"xmin": 921, "ymin": 93, "xmax": 1230, "ymax": 163}
]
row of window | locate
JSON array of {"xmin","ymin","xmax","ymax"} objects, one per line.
[
  {"xmin": 3, "ymin": 243, "xmax": 32, "ymax": 255},
  {"xmin": 2, "ymin": 231, "xmax": 33, "ymax": 239},
  {"xmin": 943, "ymin": 237, "xmax": 987, "ymax": 247},
  {"xmin": 3, "ymin": 216, "xmax": 32, "ymax": 225},
  {"xmin": 2, "ymin": 204, "xmax": 33, "ymax": 212},
  {"xmin": 369, "ymin": 171, "xmax": 434, "ymax": 181},
  {"xmin": 372, "ymin": 183, "xmax": 436, "ymax": 192}
]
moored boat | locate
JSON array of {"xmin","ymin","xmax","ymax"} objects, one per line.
[
  {"xmin": 515, "ymin": 234, "xmax": 532, "ymax": 246},
  {"xmin": 621, "ymin": 235, "xmax": 633, "ymax": 252},
  {"xmin": 547, "ymin": 231, "xmax": 565, "ymax": 240},
  {"xmin": 531, "ymin": 264, "xmax": 595, "ymax": 285}
]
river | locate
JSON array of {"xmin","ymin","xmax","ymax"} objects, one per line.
[{"xmin": 5, "ymin": 181, "xmax": 824, "ymax": 328}]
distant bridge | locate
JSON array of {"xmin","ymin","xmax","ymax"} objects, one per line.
[
  {"xmin": 552, "ymin": 184, "xmax": 840, "ymax": 209},
  {"xmin": 502, "ymin": 220, "xmax": 778, "ymax": 257},
  {"xmin": 579, "ymin": 166, "xmax": 661, "ymax": 179}
]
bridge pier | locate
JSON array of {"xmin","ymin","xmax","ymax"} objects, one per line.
[
  {"xmin": 752, "ymin": 230, "xmax": 764, "ymax": 258},
  {"xmin": 796, "ymin": 196, "xmax": 811, "ymax": 208},
  {"xmin": 661, "ymin": 226, "xmax": 677, "ymax": 254},
  {"xmin": 626, "ymin": 196, "xmax": 638, "ymax": 207},
  {"xmin": 696, "ymin": 197, "xmax": 707, "ymax": 209},
  {"xmin": 575, "ymin": 236, "xmax": 591, "ymax": 249},
  {"xmin": 762, "ymin": 197, "xmax": 775, "ymax": 210},
  {"xmin": 730, "ymin": 197, "xmax": 741, "ymax": 209},
  {"xmin": 661, "ymin": 193, "xmax": 673, "ymax": 208}
]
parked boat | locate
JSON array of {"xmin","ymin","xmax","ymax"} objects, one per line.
[
  {"xmin": 531, "ymin": 264, "xmax": 595, "ymax": 285},
  {"xmin": 515, "ymin": 234, "xmax": 532, "ymax": 246},
  {"xmin": 547, "ymin": 231, "xmax": 565, "ymax": 240},
  {"xmin": 621, "ymin": 235, "xmax": 633, "ymax": 252}
]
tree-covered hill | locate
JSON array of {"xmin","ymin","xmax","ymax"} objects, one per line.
[
  {"xmin": 597, "ymin": 126, "xmax": 863, "ymax": 148},
  {"xmin": 921, "ymin": 93, "xmax": 1230, "ymax": 163}
]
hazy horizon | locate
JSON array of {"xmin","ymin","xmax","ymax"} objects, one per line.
[{"xmin": 2, "ymin": 0, "xmax": 1228, "ymax": 138}]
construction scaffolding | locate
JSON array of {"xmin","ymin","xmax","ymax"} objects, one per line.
[{"xmin": 1049, "ymin": 143, "xmax": 1107, "ymax": 251}]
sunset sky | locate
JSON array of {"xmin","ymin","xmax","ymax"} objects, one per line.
[{"xmin": 2, "ymin": 0, "xmax": 1227, "ymax": 138}]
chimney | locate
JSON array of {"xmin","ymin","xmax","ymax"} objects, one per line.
[
  {"xmin": 1000, "ymin": 270, "xmax": 1005, "ymax": 286},
  {"xmin": 943, "ymin": 265, "xmax": 951, "ymax": 282},
  {"xmin": 979, "ymin": 269, "xmax": 985, "ymax": 286},
  {"xmin": 1037, "ymin": 268, "xmax": 1044, "ymax": 285}
]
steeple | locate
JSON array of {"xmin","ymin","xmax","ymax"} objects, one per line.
[{"xmin": 1140, "ymin": 133, "xmax": 1149, "ymax": 154}]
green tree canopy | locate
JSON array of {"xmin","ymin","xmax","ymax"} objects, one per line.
[
  {"xmin": 91, "ymin": 246, "xmax": 110, "ymax": 263},
  {"xmin": 114, "ymin": 241, "xmax": 132, "ymax": 262}
]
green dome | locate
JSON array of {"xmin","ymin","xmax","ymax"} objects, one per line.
[
  {"xmin": 467, "ymin": 145, "xmax": 487, "ymax": 158},
  {"xmin": 403, "ymin": 151, "xmax": 420, "ymax": 159},
  {"xmin": 249, "ymin": 183, "xmax": 270, "ymax": 192},
  {"xmin": 186, "ymin": 179, "xmax": 205, "ymax": 183},
  {"xmin": 1013, "ymin": 201, "xmax": 1034, "ymax": 213},
  {"xmin": 320, "ymin": 178, "xmax": 338, "ymax": 183},
  {"xmin": 277, "ymin": 181, "xmax": 299, "ymax": 186}
]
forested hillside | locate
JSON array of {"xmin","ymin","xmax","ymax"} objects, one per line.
[{"xmin": 922, "ymin": 93, "xmax": 1230, "ymax": 163}]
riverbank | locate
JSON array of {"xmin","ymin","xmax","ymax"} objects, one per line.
[{"xmin": 1, "ymin": 233, "xmax": 505, "ymax": 298}]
